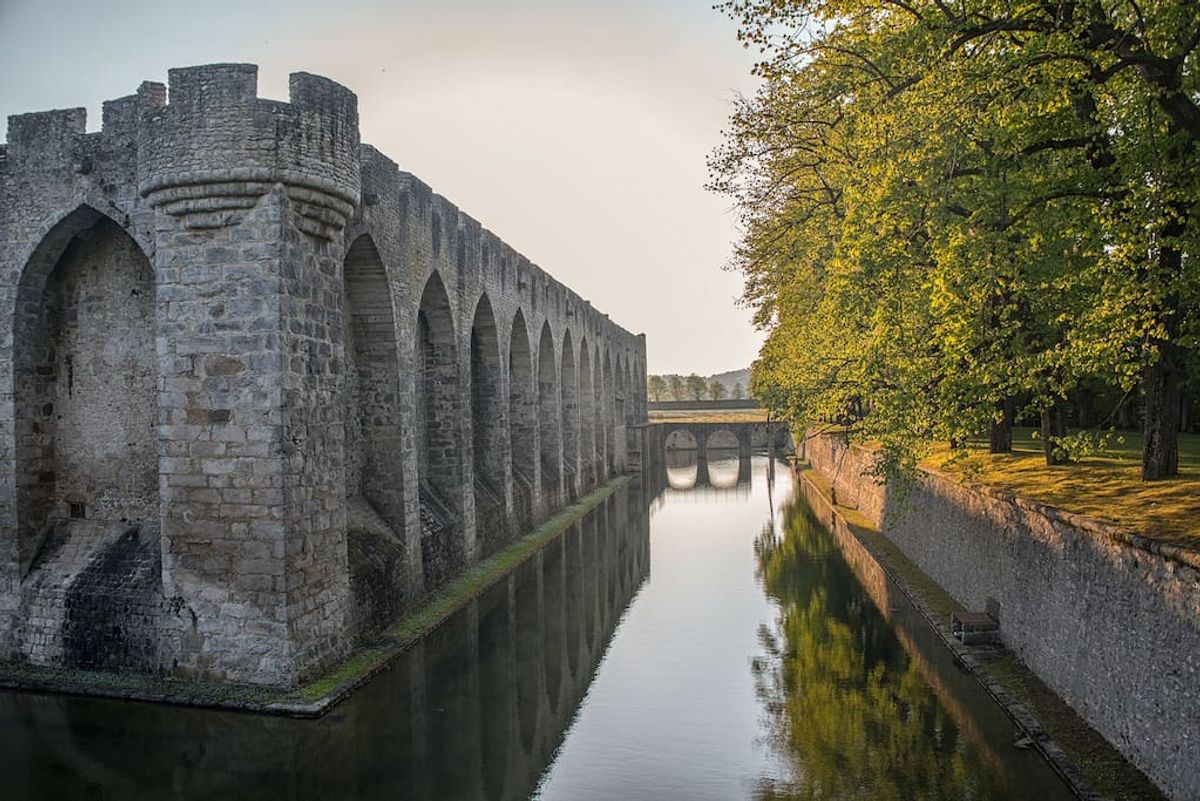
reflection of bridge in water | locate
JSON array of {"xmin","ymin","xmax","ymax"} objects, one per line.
[
  {"xmin": 1, "ymin": 487, "xmax": 651, "ymax": 801},
  {"xmin": 638, "ymin": 419, "xmax": 792, "ymax": 497}
]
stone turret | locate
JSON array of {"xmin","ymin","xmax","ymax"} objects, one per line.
[
  {"xmin": 138, "ymin": 64, "xmax": 360, "ymax": 239},
  {"xmin": 144, "ymin": 65, "xmax": 360, "ymax": 683}
]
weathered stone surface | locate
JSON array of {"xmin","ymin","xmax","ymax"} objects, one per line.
[
  {"xmin": 0, "ymin": 64, "xmax": 648, "ymax": 690},
  {"xmin": 804, "ymin": 432, "xmax": 1200, "ymax": 801}
]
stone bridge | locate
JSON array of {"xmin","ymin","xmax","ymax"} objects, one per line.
[
  {"xmin": 641, "ymin": 420, "xmax": 791, "ymax": 490},
  {"xmin": 0, "ymin": 64, "xmax": 648, "ymax": 687}
]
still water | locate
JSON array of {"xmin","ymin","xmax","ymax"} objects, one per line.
[{"xmin": 1, "ymin": 455, "xmax": 1074, "ymax": 800}]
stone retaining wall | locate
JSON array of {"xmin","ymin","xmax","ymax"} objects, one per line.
[{"xmin": 804, "ymin": 432, "xmax": 1200, "ymax": 801}]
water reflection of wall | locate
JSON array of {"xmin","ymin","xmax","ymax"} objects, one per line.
[{"xmin": 0, "ymin": 486, "xmax": 652, "ymax": 801}]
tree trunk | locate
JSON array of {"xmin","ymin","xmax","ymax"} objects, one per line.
[
  {"xmin": 1142, "ymin": 342, "xmax": 1183, "ymax": 479},
  {"xmin": 1142, "ymin": 214, "xmax": 1185, "ymax": 479},
  {"xmin": 1040, "ymin": 403, "xmax": 1067, "ymax": 466},
  {"xmin": 1076, "ymin": 386, "xmax": 1095, "ymax": 430},
  {"xmin": 989, "ymin": 398, "xmax": 1014, "ymax": 453}
]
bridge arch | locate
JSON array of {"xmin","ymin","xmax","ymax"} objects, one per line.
[
  {"xmin": 536, "ymin": 322, "xmax": 561, "ymax": 513},
  {"xmin": 708, "ymin": 428, "xmax": 741, "ymax": 452},
  {"xmin": 560, "ymin": 329, "xmax": 579, "ymax": 501},
  {"xmin": 470, "ymin": 292, "xmax": 508, "ymax": 556},
  {"xmin": 508, "ymin": 309, "xmax": 536, "ymax": 531},
  {"xmin": 13, "ymin": 205, "xmax": 158, "ymax": 572},
  {"xmin": 417, "ymin": 271, "xmax": 464, "ymax": 583},
  {"xmin": 342, "ymin": 234, "xmax": 407, "ymax": 541}
]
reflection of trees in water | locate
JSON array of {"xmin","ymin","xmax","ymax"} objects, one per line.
[{"xmin": 752, "ymin": 499, "xmax": 1001, "ymax": 801}]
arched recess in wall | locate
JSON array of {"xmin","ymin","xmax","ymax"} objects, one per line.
[
  {"xmin": 603, "ymin": 350, "xmax": 615, "ymax": 476},
  {"xmin": 470, "ymin": 293, "xmax": 507, "ymax": 557},
  {"xmin": 626, "ymin": 360, "xmax": 638, "ymax": 426},
  {"xmin": 537, "ymin": 322, "xmax": 561, "ymax": 513},
  {"xmin": 592, "ymin": 343, "xmax": 605, "ymax": 482},
  {"xmin": 633, "ymin": 358, "xmax": 646, "ymax": 421},
  {"xmin": 560, "ymin": 330, "xmax": 580, "ymax": 501},
  {"xmin": 578, "ymin": 339, "xmax": 595, "ymax": 493},
  {"xmin": 614, "ymin": 355, "xmax": 627, "ymax": 470},
  {"xmin": 508, "ymin": 310, "xmax": 536, "ymax": 533},
  {"xmin": 622, "ymin": 358, "xmax": 636, "ymax": 464},
  {"xmin": 342, "ymin": 235, "xmax": 406, "ymax": 542},
  {"xmin": 13, "ymin": 206, "xmax": 158, "ymax": 575},
  {"xmin": 416, "ymin": 272, "xmax": 463, "ymax": 585}
]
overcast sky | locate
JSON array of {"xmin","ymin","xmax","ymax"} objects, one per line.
[{"xmin": 0, "ymin": 0, "xmax": 762, "ymax": 375}]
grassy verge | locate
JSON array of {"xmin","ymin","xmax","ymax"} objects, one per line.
[
  {"xmin": 798, "ymin": 465, "xmax": 1165, "ymax": 801},
  {"xmin": 648, "ymin": 409, "xmax": 769, "ymax": 423},
  {"xmin": 924, "ymin": 428, "xmax": 1200, "ymax": 549}
]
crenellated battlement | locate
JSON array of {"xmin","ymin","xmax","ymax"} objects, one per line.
[{"xmin": 137, "ymin": 64, "xmax": 360, "ymax": 239}]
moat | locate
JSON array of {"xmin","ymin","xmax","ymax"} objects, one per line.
[{"xmin": 1, "ymin": 455, "xmax": 1074, "ymax": 800}]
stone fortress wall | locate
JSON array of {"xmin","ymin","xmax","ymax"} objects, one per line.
[
  {"xmin": 803, "ymin": 432, "xmax": 1200, "ymax": 801},
  {"xmin": 0, "ymin": 64, "xmax": 648, "ymax": 688}
]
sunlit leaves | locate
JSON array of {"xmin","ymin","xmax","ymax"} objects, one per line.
[{"xmin": 711, "ymin": 0, "xmax": 1200, "ymax": 474}]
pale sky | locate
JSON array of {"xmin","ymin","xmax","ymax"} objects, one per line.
[{"xmin": 0, "ymin": 0, "xmax": 762, "ymax": 375}]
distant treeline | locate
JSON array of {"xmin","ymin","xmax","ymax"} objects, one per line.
[{"xmin": 647, "ymin": 370, "xmax": 750, "ymax": 402}]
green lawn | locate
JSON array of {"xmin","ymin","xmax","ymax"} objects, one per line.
[{"xmin": 925, "ymin": 428, "xmax": 1200, "ymax": 549}]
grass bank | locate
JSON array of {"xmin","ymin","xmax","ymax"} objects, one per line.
[
  {"xmin": 648, "ymin": 409, "xmax": 769, "ymax": 423},
  {"xmin": 924, "ymin": 428, "xmax": 1200, "ymax": 548}
]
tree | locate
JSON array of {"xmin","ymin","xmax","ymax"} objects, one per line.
[
  {"xmin": 685, "ymin": 373, "xmax": 707, "ymax": 401},
  {"xmin": 648, "ymin": 374, "xmax": 667, "ymax": 402},
  {"xmin": 668, "ymin": 375, "xmax": 685, "ymax": 402},
  {"xmin": 733, "ymin": 382, "xmax": 745, "ymax": 400},
  {"xmin": 708, "ymin": 380, "xmax": 728, "ymax": 401},
  {"xmin": 712, "ymin": 0, "xmax": 1200, "ymax": 479}
]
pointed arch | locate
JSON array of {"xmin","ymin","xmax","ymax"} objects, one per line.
[
  {"xmin": 13, "ymin": 207, "xmax": 157, "ymax": 573},
  {"xmin": 508, "ymin": 310, "xmax": 536, "ymax": 532},
  {"xmin": 560, "ymin": 329, "xmax": 580, "ymax": 502},
  {"xmin": 593, "ymin": 343, "xmax": 606, "ymax": 480},
  {"xmin": 623, "ymin": 358, "xmax": 636, "ymax": 426},
  {"xmin": 342, "ymin": 235, "xmax": 406, "ymax": 543},
  {"xmin": 470, "ymin": 292, "xmax": 507, "ymax": 557},
  {"xmin": 603, "ymin": 349, "xmax": 615, "ymax": 476},
  {"xmin": 578, "ymin": 339, "xmax": 595, "ymax": 492},
  {"xmin": 537, "ymin": 322, "xmax": 561, "ymax": 514},
  {"xmin": 416, "ymin": 271, "xmax": 463, "ymax": 585}
]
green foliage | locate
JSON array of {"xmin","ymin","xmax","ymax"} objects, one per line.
[
  {"xmin": 668, "ymin": 374, "xmax": 685, "ymax": 401},
  {"xmin": 648, "ymin": 374, "xmax": 668, "ymax": 401},
  {"xmin": 708, "ymin": 379, "xmax": 728, "ymax": 400},
  {"xmin": 711, "ymin": 0, "xmax": 1200, "ymax": 477},
  {"xmin": 685, "ymin": 372, "xmax": 708, "ymax": 401}
]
